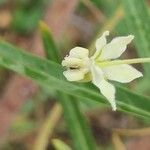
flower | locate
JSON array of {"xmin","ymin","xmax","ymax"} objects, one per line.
[{"xmin": 62, "ymin": 31, "xmax": 143, "ymax": 111}]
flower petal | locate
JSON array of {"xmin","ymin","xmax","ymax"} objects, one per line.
[
  {"xmin": 99, "ymin": 35, "xmax": 134, "ymax": 60},
  {"xmin": 90, "ymin": 63, "xmax": 104, "ymax": 83},
  {"xmin": 69, "ymin": 47, "xmax": 89, "ymax": 59},
  {"xmin": 98, "ymin": 80, "xmax": 116, "ymax": 111},
  {"xmin": 103, "ymin": 64, "xmax": 143, "ymax": 83},
  {"xmin": 93, "ymin": 31, "xmax": 109, "ymax": 59},
  {"xmin": 91, "ymin": 64, "xmax": 116, "ymax": 111},
  {"xmin": 63, "ymin": 70, "xmax": 85, "ymax": 81},
  {"xmin": 62, "ymin": 57, "xmax": 83, "ymax": 67}
]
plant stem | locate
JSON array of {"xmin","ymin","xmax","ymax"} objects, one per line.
[
  {"xmin": 33, "ymin": 103, "xmax": 62, "ymax": 150},
  {"xmin": 96, "ymin": 58, "xmax": 150, "ymax": 68},
  {"xmin": 114, "ymin": 127, "xmax": 150, "ymax": 137},
  {"xmin": 89, "ymin": 6, "xmax": 124, "ymax": 53},
  {"xmin": 112, "ymin": 132, "xmax": 126, "ymax": 150}
]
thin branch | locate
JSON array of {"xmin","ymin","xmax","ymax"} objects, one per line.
[
  {"xmin": 114, "ymin": 128, "xmax": 150, "ymax": 137},
  {"xmin": 112, "ymin": 132, "xmax": 126, "ymax": 150},
  {"xmin": 33, "ymin": 103, "xmax": 62, "ymax": 150},
  {"xmin": 89, "ymin": 6, "xmax": 124, "ymax": 52}
]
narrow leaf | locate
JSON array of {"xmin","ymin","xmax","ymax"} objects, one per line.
[
  {"xmin": 39, "ymin": 22, "xmax": 98, "ymax": 150},
  {"xmin": 39, "ymin": 21, "xmax": 61, "ymax": 62},
  {"xmin": 0, "ymin": 41, "xmax": 149, "ymax": 120},
  {"xmin": 122, "ymin": 0, "xmax": 150, "ymax": 75}
]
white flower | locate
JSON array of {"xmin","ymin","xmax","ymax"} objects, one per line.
[{"xmin": 62, "ymin": 31, "xmax": 143, "ymax": 111}]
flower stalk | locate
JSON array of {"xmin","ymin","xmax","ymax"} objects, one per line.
[
  {"xmin": 96, "ymin": 57, "xmax": 150, "ymax": 68},
  {"xmin": 62, "ymin": 31, "xmax": 145, "ymax": 111}
]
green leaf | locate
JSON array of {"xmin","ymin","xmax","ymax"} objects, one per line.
[
  {"xmin": 11, "ymin": 0, "xmax": 50, "ymax": 34},
  {"xmin": 122, "ymin": 0, "xmax": 150, "ymax": 76},
  {"xmin": 39, "ymin": 22, "xmax": 98, "ymax": 150},
  {"xmin": 0, "ymin": 41, "xmax": 150, "ymax": 120},
  {"xmin": 91, "ymin": 0, "xmax": 120, "ymax": 17},
  {"xmin": 39, "ymin": 21, "xmax": 61, "ymax": 63},
  {"xmin": 60, "ymin": 95, "xmax": 99, "ymax": 150}
]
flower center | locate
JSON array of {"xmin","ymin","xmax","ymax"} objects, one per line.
[{"xmin": 69, "ymin": 66, "xmax": 80, "ymax": 70}]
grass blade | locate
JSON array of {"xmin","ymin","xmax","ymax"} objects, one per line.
[
  {"xmin": 122, "ymin": 0, "xmax": 150, "ymax": 75},
  {"xmin": 0, "ymin": 41, "xmax": 150, "ymax": 120},
  {"xmin": 39, "ymin": 22, "xmax": 61, "ymax": 62},
  {"xmin": 122, "ymin": 0, "xmax": 150, "ymax": 92},
  {"xmin": 39, "ymin": 22, "xmax": 98, "ymax": 150}
]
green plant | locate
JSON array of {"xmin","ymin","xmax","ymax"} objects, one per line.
[{"xmin": 0, "ymin": 0, "xmax": 150, "ymax": 149}]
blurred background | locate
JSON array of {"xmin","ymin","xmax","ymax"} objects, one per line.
[{"xmin": 0, "ymin": 0, "xmax": 150, "ymax": 149}]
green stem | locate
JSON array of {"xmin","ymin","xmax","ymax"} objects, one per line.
[{"xmin": 96, "ymin": 58, "xmax": 150, "ymax": 68}]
